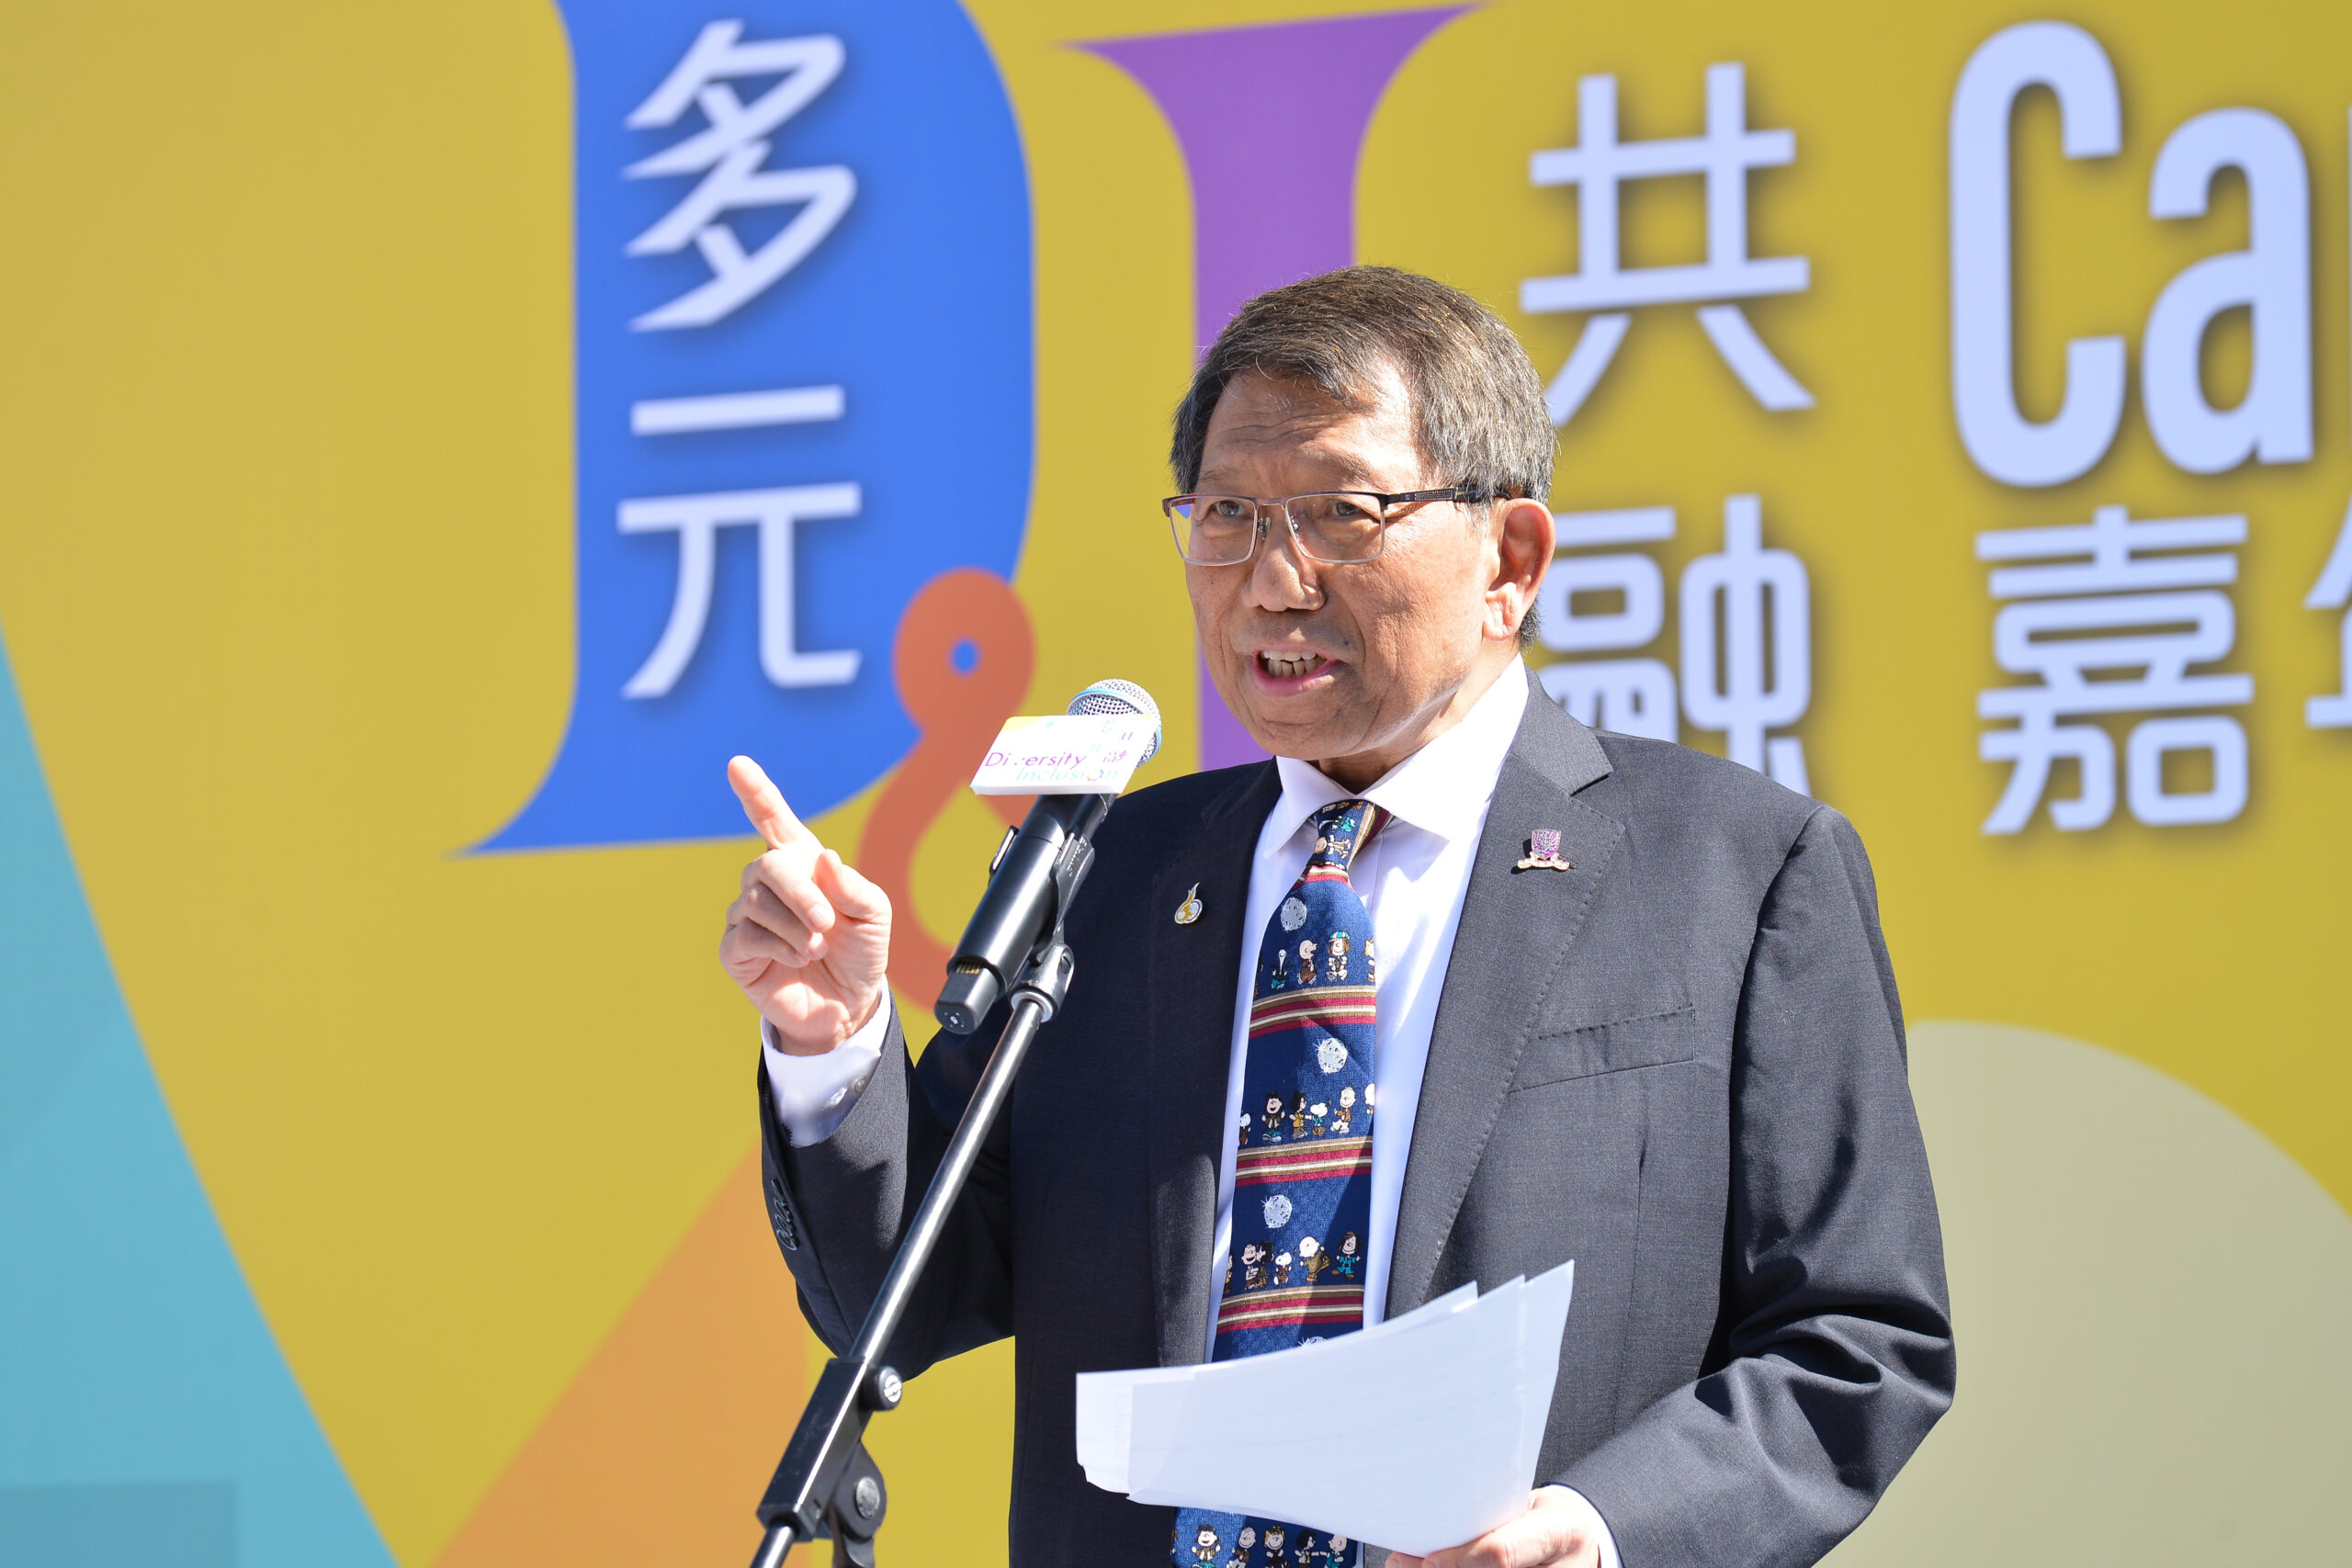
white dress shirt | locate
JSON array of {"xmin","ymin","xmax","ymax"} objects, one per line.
[{"xmin": 763, "ymin": 659, "xmax": 1618, "ymax": 1563}]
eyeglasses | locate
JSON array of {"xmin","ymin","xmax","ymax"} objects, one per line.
[{"xmin": 1160, "ymin": 486, "xmax": 1492, "ymax": 566}]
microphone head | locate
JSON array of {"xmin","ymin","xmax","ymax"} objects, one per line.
[{"xmin": 1067, "ymin": 678, "xmax": 1161, "ymax": 765}]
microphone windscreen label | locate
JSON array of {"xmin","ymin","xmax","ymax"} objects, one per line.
[{"xmin": 971, "ymin": 716, "xmax": 1154, "ymax": 796}]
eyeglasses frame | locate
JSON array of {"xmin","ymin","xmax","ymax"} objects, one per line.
[{"xmin": 1159, "ymin": 484, "xmax": 1498, "ymax": 566}]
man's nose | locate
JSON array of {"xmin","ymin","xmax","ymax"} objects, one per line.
[{"xmin": 1246, "ymin": 511, "xmax": 1320, "ymax": 610}]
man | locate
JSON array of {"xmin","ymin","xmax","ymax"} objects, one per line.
[{"xmin": 721, "ymin": 266, "xmax": 1953, "ymax": 1567}]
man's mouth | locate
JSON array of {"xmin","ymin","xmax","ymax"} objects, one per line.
[{"xmin": 1257, "ymin": 649, "xmax": 1331, "ymax": 681}]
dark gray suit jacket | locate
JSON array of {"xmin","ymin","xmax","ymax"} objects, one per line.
[{"xmin": 761, "ymin": 676, "xmax": 1953, "ymax": 1567}]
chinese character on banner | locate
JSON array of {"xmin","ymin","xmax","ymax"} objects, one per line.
[
  {"xmin": 618, "ymin": 484, "xmax": 862, "ymax": 697},
  {"xmin": 624, "ymin": 22, "xmax": 855, "ymax": 331},
  {"xmin": 1682, "ymin": 495, "xmax": 1810, "ymax": 792},
  {"xmin": 1976, "ymin": 506, "xmax": 2254, "ymax": 832},
  {"xmin": 616, "ymin": 23, "xmax": 861, "ymax": 702},
  {"xmin": 1539, "ymin": 496, "xmax": 1812, "ymax": 795},
  {"xmin": 1522, "ymin": 63, "xmax": 1812, "ymax": 426},
  {"xmin": 1536, "ymin": 506, "xmax": 1679, "ymax": 739},
  {"xmin": 2305, "ymin": 499, "xmax": 2352, "ymax": 728}
]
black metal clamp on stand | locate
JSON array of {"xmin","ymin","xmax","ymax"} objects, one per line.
[{"xmin": 745, "ymin": 788, "xmax": 1114, "ymax": 1567}]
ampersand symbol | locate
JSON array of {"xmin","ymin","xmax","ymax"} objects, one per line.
[{"xmin": 857, "ymin": 568, "xmax": 1036, "ymax": 987}]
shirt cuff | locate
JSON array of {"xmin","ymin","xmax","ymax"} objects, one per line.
[
  {"xmin": 761, "ymin": 996, "xmax": 889, "ymax": 1146},
  {"xmin": 1539, "ymin": 1486, "xmax": 1620, "ymax": 1568}
]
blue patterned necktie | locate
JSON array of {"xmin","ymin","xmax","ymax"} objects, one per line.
[{"xmin": 1174, "ymin": 799, "xmax": 1386, "ymax": 1568}]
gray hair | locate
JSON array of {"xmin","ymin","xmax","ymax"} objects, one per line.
[{"xmin": 1170, "ymin": 265, "xmax": 1555, "ymax": 506}]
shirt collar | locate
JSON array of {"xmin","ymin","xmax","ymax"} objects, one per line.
[{"xmin": 1265, "ymin": 657, "xmax": 1530, "ymax": 852}]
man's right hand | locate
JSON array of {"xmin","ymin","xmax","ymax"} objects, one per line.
[{"xmin": 721, "ymin": 756, "xmax": 892, "ymax": 1055}]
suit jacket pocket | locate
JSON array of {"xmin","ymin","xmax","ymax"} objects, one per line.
[{"xmin": 1509, "ymin": 1003, "xmax": 1698, "ymax": 1091}]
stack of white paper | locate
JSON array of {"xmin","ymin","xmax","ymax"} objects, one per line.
[{"xmin": 1075, "ymin": 1260, "xmax": 1575, "ymax": 1557}]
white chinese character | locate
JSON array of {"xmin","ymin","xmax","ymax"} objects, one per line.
[
  {"xmin": 1976, "ymin": 506, "xmax": 2252, "ymax": 831},
  {"xmin": 2304, "ymin": 497, "xmax": 2352, "ymax": 728},
  {"xmin": 619, "ymin": 484, "xmax": 862, "ymax": 697},
  {"xmin": 1681, "ymin": 495, "xmax": 1810, "ymax": 792},
  {"xmin": 1537, "ymin": 507, "xmax": 1679, "ymax": 741},
  {"xmin": 1523, "ymin": 63, "xmax": 1812, "ymax": 424},
  {"xmin": 625, "ymin": 22, "xmax": 854, "ymax": 331}
]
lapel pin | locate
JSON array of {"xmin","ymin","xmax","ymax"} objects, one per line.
[
  {"xmin": 1514, "ymin": 829, "xmax": 1573, "ymax": 872},
  {"xmin": 1173, "ymin": 883, "xmax": 1204, "ymax": 924}
]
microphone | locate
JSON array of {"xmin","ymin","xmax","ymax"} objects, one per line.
[{"xmin": 933, "ymin": 680, "xmax": 1161, "ymax": 1033}]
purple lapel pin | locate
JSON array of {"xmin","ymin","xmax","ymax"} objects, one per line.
[{"xmin": 1514, "ymin": 828, "xmax": 1572, "ymax": 872}]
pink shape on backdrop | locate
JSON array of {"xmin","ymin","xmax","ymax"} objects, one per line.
[{"xmin": 1081, "ymin": 7, "xmax": 1473, "ymax": 771}]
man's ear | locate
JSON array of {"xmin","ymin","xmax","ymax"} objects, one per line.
[{"xmin": 1489, "ymin": 497, "xmax": 1555, "ymax": 641}]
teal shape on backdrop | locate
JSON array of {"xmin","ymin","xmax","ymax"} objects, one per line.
[{"xmin": 0, "ymin": 1483, "xmax": 233, "ymax": 1568}]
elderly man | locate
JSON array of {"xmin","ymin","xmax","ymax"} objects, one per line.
[{"xmin": 721, "ymin": 267, "xmax": 1953, "ymax": 1568}]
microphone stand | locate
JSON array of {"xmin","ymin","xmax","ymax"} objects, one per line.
[{"xmin": 743, "ymin": 935, "xmax": 1078, "ymax": 1568}]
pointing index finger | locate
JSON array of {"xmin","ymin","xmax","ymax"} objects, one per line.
[{"xmin": 728, "ymin": 755, "xmax": 807, "ymax": 851}]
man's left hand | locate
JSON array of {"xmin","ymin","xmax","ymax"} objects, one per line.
[{"xmin": 1389, "ymin": 1489, "xmax": 1604, "ymax": 1568}]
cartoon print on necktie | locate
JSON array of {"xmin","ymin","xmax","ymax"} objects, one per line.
[{"xmin": 1182, "ymin": 799, "xmax": 1385, "ymax": 1568}]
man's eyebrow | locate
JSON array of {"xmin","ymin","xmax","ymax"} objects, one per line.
[
  {"xmin": 1194, "ymin": 458, "xmax": 1392, "ymax": 492},
  {"xmin": 1308, "ymin": 459, "xmax": 1385, "ymax": 489}
]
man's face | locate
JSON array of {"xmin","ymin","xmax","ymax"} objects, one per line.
[{"xmin": 1187, "ymin": 367, "xmax": 1550, "ymax": 786}]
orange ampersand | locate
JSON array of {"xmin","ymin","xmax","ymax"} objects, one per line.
[{"xmin": 858, "ymin": 568, "xmax": 1036, "ymax": 989}]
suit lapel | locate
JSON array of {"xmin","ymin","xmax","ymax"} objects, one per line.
[
  {"xmin": 1144, "ymin": 761, "xmax": 1279, "ymax": 1367},
  {"xmin": 1386, "ymin": 679, "xmax": 1623, "ymax": 1317}
]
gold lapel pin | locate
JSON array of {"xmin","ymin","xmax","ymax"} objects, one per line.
[
  {"xmin": 1173, "ymin": 884, "xmax": 1204, "ymax": 924},
  {"xmin": 1514, "ymin": 829, "xmax": 1573, "ymax": 872}
]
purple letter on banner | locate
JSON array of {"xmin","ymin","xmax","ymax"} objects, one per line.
[{"xmin": 1081, "ymin": 8, "xmax": 1468, "ymax": 770}]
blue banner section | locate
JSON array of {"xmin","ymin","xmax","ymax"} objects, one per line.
[
  {"xmin": 0, "ymin": 647, "xmax": 397, "ymax": 1568},
  {"xmin": 487, "ymin": 0, "xmax": 1034, "ymax": 850}
]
